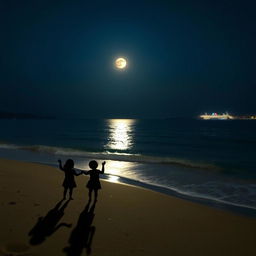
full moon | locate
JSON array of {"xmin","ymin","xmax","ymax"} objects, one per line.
[{"xmin": 115, "ymin": 57, "xmax": 127, "ymax": 69}]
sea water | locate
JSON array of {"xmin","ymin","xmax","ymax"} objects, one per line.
[{"xmin": 0, "ymin": 118, "xmax": 256, "ymax": 212}]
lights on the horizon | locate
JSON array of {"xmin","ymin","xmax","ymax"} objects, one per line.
[
  {"xmin": 199, "ymin": 113, "xmax": 234, "ymax": 120},
  {"xmin": 199, "ymin": 113, "xmax": 256, "ymax": 120}
]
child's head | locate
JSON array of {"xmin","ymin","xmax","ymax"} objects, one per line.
[
  {"xmin": 89, "ymin": 160, "xmax": 98, "ymax": 170},
  {"xmin": 64, "ymin": 159, "xmax": 74, "ymax": 169}
]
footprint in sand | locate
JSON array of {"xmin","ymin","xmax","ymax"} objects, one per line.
[{"xmin": 0, "ymin": 242, "xmax": 31, "ymax": 256}]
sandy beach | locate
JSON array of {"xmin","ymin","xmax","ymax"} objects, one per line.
[{"xmin": 0, "ymin": 158, "xmax": 256, "ymax": 256}]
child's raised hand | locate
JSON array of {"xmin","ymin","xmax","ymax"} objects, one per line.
[{"xmin": 102, "ymin": 161, "xmax": 106, "ymax": 165}]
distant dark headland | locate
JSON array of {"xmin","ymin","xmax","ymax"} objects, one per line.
[{"xmin": 0, "ymin": 111, "xmax": 55, "ymax": 120}]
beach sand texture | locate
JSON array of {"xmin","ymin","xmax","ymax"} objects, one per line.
[{"xmin": 0, "ymin": 158, "xmax": 255, "ymax": 256}]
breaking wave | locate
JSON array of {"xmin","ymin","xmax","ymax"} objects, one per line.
[
  {"xmin": 1, "ymin": 142, "xmax": 256, "ymax": 213},
  {"xmin": 0, "ymin": 143, "xmax": 218, "ymax": 170}
]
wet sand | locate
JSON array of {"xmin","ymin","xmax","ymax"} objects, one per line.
[{"xmin": 0, "ymin": 158, "xmax": 255, "ymax": 256}]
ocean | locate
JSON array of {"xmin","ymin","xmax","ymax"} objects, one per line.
[{"xmin": 0, "ymin": 118, "xmax": 256, "ymax": 212}]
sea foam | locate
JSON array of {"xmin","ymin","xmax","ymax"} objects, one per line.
[{"xmin": 0, "ymin": 143, "xmax": 218, "ymax": 170}]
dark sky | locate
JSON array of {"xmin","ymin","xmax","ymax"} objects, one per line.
[{"xmin": 1, "ymin": 0, "xmax": 255, "ymax": 118}]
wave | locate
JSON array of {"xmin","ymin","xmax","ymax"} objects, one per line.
[
  {"xmin": 110, "ymin": 175, "xmax": 256, "ymax": 211},
  {"xmin": 1, "ymin": 142, "xmax": 256, "ymax": 213},
  {"xmin": 0, "ymin": 143, "xmax": 218, "ymax": 170}
]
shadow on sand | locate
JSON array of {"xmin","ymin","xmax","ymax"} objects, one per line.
[
  {"xmin": 63, "ymin": 200, "xmax": 97, "ymax": 256},
  {"xmin": 28, "ymin": 199, "xmax": 71, "ymax": 245}
]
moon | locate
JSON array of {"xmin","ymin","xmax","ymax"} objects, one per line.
[{"xmin": 115, "ymin": 57, "xmax": 127, "ymax": 69}]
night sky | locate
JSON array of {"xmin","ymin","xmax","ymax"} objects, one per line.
[{"xmin": 1, "ymin": 0, "xmax": 255, "ymax": 118}]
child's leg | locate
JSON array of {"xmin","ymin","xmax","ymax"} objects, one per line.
[
  {"xmin": 94, "ymin": 189, "xmax": 98, "ymax": 201},
  {"xmin": 88, "ymin": 189, "xmax": 93, "ymax": 200},
  {"xmin": 69, "ymin": 188, "xmax": 73, "ymax": 199},
  {"xmin": 63, "ymin": 188, "xmax": 68, "ymax": 199}
]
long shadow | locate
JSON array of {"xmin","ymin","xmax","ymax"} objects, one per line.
[
  {"xmin": 28, "ymin": 199, "xmax": 71, "ymax": 245},
  {"xmin": 63, "ymin": 200, "xmax": 97, "ymax": 256}
]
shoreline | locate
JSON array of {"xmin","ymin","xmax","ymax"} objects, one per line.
[
  {"xmin": 1, "ymin": 146, "xmax": 256, "ymax": 216},
  {"xmin": 0, "ymin": 158, "xmax": 256, "ymax": 255},
  {"xmin": 101, "ymin": 176, "xmax": 256, "ymax": 217}
]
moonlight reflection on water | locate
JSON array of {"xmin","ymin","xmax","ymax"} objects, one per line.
[{"xmin": 105, "ymin": 119, "xmax": 136, "ymax": 151}]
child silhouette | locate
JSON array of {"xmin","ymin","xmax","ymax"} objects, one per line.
[
  {"xmin": 58, "ymin": 159, "xmax": 82, "ymax": 200},
  {"xmin": 83, "ymin": 160, "xmax": 106, "ymax": 201}
]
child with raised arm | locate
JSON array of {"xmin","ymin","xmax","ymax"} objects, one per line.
[
  {"xmin": 58, "ymin": 159, "xmax": 82, "ymax": 200},
  {"xmin": 83, "ymin": 160, "xmax": 106, "ymax": 201}
]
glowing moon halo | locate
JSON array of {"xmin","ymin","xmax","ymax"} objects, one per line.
[{"xmin": 115, "ymin": 57, "xmax": 127, "ymax": 69}]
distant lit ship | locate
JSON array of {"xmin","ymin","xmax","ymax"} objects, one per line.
[{"xmin": 200, "ymin": 113, "xmax": 234, "ymax": 120}]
